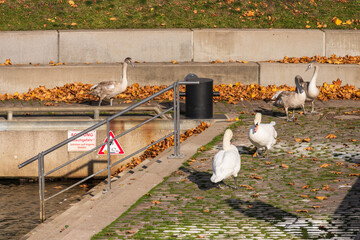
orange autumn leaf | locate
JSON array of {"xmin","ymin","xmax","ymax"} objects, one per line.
[
  {"xmin": 349, "ymin": 173, "xmax": 360, "ymax": 177},
  {"xmin": 296, "ymin": 209, "xmax": 309, "ymax": 213},
  {"xmin": 320, "ymin": 163, "xmax": 331, "ymax": 168},
  {"xmin": 281, "ymin": 164, "xmax": 289, "ymax": 169},
  {"xmin": 316, "ymin": 196, "xmax": 328, "ymax": 201},
  {"xmin": 250, "ymin": 174, "xmax": 263, "ymax": 180},
  {"xmin": 312, "ymin": 206, "xmax": 321, "ymax": 209},
  {"xmin": 239, "ymin": 185, "xmax": 255, "ymax": 190},
  {"xmin": 326, "ymin": 134, "xmax": 337, "ymax": 139},
  {"xmin": 303, "ymin": 147, "xmax": 314, "ymax": 151},
  {"xmin": 302, "ymin": 185, "xmax": 310, "ymax": 189}
]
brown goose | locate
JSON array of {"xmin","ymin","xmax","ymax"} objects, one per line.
[
  {"xmin": 272, "ymin": 75, "xmax": 306, "ymax": 121},
  {"xmin": 89, "ymin": 57, "xmax": 134, "ymax": 106}
]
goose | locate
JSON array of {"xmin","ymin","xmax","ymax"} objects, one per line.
[
  {"xmin": 89, "ymin": 57, "xmax": 134, "ymax": 106},
  {"xmin": 298, "ymin": 61, "xmax": 320, "ymax": 114},
  {"xmin": 272, "ymin": 75, "xmax": 306, "ymax": 121},
  {"xmin": 248, "ymin": 113, "xmax": 277, "ymax": 158},
  {"xmin": 211, "ymin": 129, "xmax": 241, "ymax": 189}
]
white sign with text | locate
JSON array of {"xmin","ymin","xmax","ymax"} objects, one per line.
[{"xmin": 68, "ymin": 131, "xmax": 96, "ymax": 151}]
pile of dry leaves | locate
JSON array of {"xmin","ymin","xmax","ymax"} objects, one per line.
[
  {"xmin": 112, "ymin": 122, "xmax": 209, "ymax": 175},
  {"xmin": 0, "ymin": 79, "xmax": 358, "ymax": 104}
]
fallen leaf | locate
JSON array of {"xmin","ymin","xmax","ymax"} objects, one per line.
[
  {"xmin": 325, "ymin": 134, "xmax": 337, "ymax": 139},
  {"xmin": 320, "ymin": 163, "xmax": 331, "ymax": 168},
  {"xmin": 316, "ymin": 196, "xmax": 328, "ymax": 201},
  {"xmin": 281, "ymin": 164, "xmax": 289, "ymax": 169},
  {"xmin": 312, "ymin": 206, "xmax": 321, "ymax": 209},
  {"xmin": 303, "ymin": 147, "xmax": 314, "ymax": 151},
  {"xmin": 349, "ymin": 173, "xmax": 360, "ymax": 177},
  {"xmin": 296, "ymin": 209, "xmax": 309, "ymax": 213},
  {"xmin": 250, "ymin": 174, "xmax": 263, "ymax": 180}
]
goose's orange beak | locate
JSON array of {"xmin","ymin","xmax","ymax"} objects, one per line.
[{"xmin": 254, "ymin": 124, "xmax": 258, "ymax": 133}]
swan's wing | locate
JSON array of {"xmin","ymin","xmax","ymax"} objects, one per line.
[
  {"xmin": 211, "ymin": 150, "xmax": 225, "ymax": 183},
  {"xmin": 96, "ymin": 81, "xmax": 116, "ymax": 91},
  {"xmin": 221, "ymin": 148, "xmax": 241, "ymax": 176},
  {"xmin": 90, "ymin": 84, "xmax": 98, "ymax": 90},
  {"xmin": 271, "ymin": 91, "xmax": 283, "ymax": 100},
  {"xmin": 212, "ymin": 150, "xmax": 225, "ymax": 173}
]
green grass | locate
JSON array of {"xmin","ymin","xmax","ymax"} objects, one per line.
[{"xmin": 0, "ymin": 0, "xmax": 359, "ymax": 31}]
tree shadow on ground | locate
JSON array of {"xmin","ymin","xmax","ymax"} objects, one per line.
[
  {"xmin": 333, "ymin": 177, "xmax": 360, "ymax": 239},
  {"xmin": 225, "ymin": 198, "xmax": 298, "ymax": 222},
  {"xmin": 180, "ymin": 167, "xmax": 217, "ymax": 191}
]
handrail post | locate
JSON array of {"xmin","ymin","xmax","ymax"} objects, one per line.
[
  {"xmin": 169, "ymin": 81, "xmax": 185, "ymax": 159},
  {"xmin": 106, "ymin": 121, "xmax": 111, "ymax": 191},
  {"xmin": 38, "ymin": 153, "xmax": 46, "ymax": 222}
]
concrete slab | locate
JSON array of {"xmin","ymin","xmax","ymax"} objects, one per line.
[
  {"xmin": 325, "ymin": 30, "xmax": 360, "ymax": 57},
  {"xmin": 0, "ymin": 62, "xmax": 259, "ymax": 94},
  {"xmin": 22, "ymin": 120, "xmax": 232, "ymax": 240},
  {"xmin": 259, "ymin": 62, "xmax": 360, "ymax": 88},
  {"xmin": 193, "ymin": 29, "xmax": 324, "ymax": 62},
  {"xmin": 0, "ymin": 31, "xmax": 58, "ymax": 65},
  {"xmin": 59, "ymin": 29, "xmax": 193, "ymax": 63}
]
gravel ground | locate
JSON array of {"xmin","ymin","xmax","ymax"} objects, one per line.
[{"xmin": 92, "ymin": 100, "xmax": 360, "ymax": 240}]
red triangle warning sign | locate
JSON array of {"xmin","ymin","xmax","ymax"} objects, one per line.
[{"xmin": 98, "ymin": 131, "xmax": 125, "ymax": 155}]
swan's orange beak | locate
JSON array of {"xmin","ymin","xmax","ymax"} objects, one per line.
[{"xmin": 254, "ymin": 124, "xmax": 258, "ymax": 133}]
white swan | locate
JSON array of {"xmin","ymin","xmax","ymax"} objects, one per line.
[
  {"xmin": 299, "ymin": 61, "xmax": 320, "ymax": 113},
  {"xmin": 248, "ymin": 113, "xmax": 277, "ymax": 158},
  {"xmin": 89, "ymin": 57, "xmax": 134, "ymax": 106},
  {"xmin": 211, "ymin": 129, "xmax": 241, "ymax": 189},
  {"xmin": 272, "ymin": 75, "xmax": 306, "ymax": 121}
]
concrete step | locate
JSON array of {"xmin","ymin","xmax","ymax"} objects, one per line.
[{"xmin": 0, "ymin": 62, "xmax": 359, "ymax": 94}]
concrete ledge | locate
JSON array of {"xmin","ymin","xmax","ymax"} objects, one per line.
[
  {"xmin": 193, "ymin": 29, "xmax": 325, "ymax": 62},
  {"xmin": 0, "ymin": 31, "xmax": 58, "ymax": 64},
  {"xmin": 131, "ymin": 62, "xmax": 259, "ymax": 86},
  {"xmin": 259, "ymin": 62, "xmax": 360, "ymax": 87},
  {"xmin": 325, "ymin": 30, "xmax": 360, "ymax": 57},
  {"xmin": 1, "ymin": 118, "xmax": 208, "ymax": 178},
  {"xmin": 59, "ymin": 29, "xmax": 193, "ymax": 63},
  {"xmin": 0, "ymin": 29, "xmax": 359, "ymax": 64},
  {"xmin": 0, "ymin": 62, "xmax": 359, "ymax": 94},
  {"xmin": 0, "ymin": 62, "xmax": 260, "ymax": 94}
]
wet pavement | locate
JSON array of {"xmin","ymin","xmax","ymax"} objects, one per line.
[{"xmin": 92, "ymin": 100, "xmax": 360, "ymax": 239}]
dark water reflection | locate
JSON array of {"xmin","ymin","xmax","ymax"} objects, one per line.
[{"xmin": 0, "ymin": 179, "xmax": 101, "ymax": 240}]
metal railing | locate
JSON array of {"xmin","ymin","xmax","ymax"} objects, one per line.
[{"xmin": 18, "ymin": 80, "xmax": 198, "ymax": 222}]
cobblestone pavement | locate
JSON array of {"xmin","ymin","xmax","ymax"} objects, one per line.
[{"xmin": 93, "ymin": 100, "xmax": 360, "ymax": 240}]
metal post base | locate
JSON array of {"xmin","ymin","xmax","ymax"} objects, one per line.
[{"xmin": 168, "ymin": 154, "xmax": 186, "ymax": 159}]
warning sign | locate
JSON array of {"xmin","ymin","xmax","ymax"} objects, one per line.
[
  {"xmin": 68, "ymin": 130, "xmax": 96, "ymax": 152},
  {"xmin": 98, "ymin": 131, "xmax": 125, "ymax": 155}
]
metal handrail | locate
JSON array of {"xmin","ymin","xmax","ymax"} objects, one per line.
[{"xmin": 18, "ymin": 80, "xmax": 199, "ymax": 221}]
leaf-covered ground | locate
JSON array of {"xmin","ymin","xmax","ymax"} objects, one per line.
[
  {"xmin": 92, "ymin": 100, "xmax": 360, "ymax": 239},
  {"xmin": 0, "ymin": 78, "xmax": 359, "ymax": 104},
  {"xmin": 0, "ymin": 0, "xmax": 359, "ymax": 31}
]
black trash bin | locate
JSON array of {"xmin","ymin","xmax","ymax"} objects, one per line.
[{"xmin": 185, "ymin": 75, "xmax": 213, "ymax": 119}]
